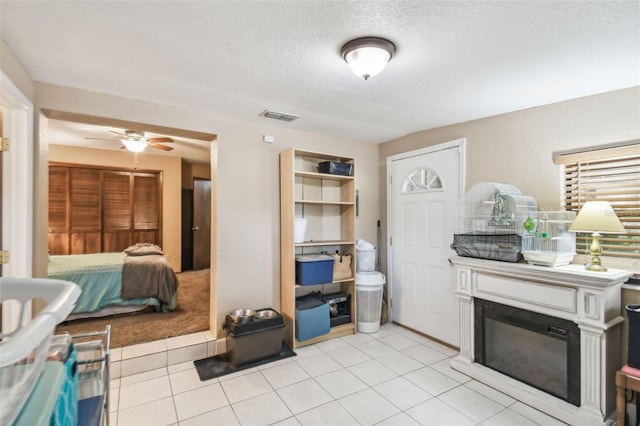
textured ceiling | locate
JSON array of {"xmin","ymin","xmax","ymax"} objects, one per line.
[{"xmin": 1, "ymin": 1, "xmax": 639, "ymax": 144}]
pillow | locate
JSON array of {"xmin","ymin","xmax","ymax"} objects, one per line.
[{"xmin": 124, "ymin": 243, "xmax": 164, "ymax": 256}]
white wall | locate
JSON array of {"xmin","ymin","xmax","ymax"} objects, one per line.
[
  {"xmin": 35, "ymin": 83, "xmax": 380, "ymax": 337},
  {"xmin": 378, "ymin": 87, "xmax": 640, "ymax": 273}
]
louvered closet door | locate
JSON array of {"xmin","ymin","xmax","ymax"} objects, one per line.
[
  {"xmin": 133, "ymin": 173, "xmax": 161, "ymax": 245},
  {"xmin": 69, "ymin": 168, "xmax": 101, "ymax": 254},
  {"xmin": 103, "ymin": 171, "xmax": 132, "ymax": 252},
  {"xmin": 48, "ymin": 166, "xmax": 70, "ymax": 254}
]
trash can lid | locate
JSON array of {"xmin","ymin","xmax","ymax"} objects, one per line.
[{"xmin": 356, "ymin": 271, "xmax": 385, "ymax": 285}]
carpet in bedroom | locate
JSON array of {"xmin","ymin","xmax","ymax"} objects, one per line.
[{"xmin": 55, "ymin": 269, "xmax": 210, "ymax": 348}]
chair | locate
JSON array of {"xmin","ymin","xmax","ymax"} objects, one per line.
[{"xmin": 616, "ymin": 365, "xmax": 640, "ymax": 426}]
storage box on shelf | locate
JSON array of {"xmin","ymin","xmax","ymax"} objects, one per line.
[{"xmin": 280, "ymin": 148, "xmax": 357, "ymax": 349}]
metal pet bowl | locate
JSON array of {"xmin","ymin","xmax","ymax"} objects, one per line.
[
  {"xmin": 228, "ymin": 309, "xmax": 255, "ymax": 324},
  {"xmin": 254, "ymin": 309, "xmax": 278, "ymax": 320}
]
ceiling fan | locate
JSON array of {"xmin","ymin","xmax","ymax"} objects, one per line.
[{"xmin": 86, "ymin": 130, "xmax": 174, "ymax": 153}]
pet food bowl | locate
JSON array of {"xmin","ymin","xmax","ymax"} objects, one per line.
[
  {"xmin": 228, "ymin": 309, "xmax": 255, "ymax": 324},
  {"xmin": 254, "ymin": 309, "xmax": 278, "ymax": 320}
]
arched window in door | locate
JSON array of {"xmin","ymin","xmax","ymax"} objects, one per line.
[{"xmin": 401, "ymin": 167, "xmax": 442, "ymax": 193}]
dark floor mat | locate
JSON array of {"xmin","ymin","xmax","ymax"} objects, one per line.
[{"xmin": 193, "ymin": 343, "xmax": 296, "ymax": 381}]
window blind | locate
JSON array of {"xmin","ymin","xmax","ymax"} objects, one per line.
[{"xmin": 554, "ymin": 143, "xmax": 640, "ymax": 260}]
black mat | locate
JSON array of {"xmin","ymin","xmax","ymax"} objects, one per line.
[{"xmin": 194, "ymin": 343, "xmax": 296, "ymax": 381}]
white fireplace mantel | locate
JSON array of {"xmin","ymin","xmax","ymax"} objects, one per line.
[{"xmin": 449, "ymin": 256, "xmax": 633, "ymax": 426}]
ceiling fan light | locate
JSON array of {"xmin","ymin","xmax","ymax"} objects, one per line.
[
  {"xmin": 341, "ymin": 37, "xmax": 396, "ymax": 80},
  {"xmin": 122, "ymin": 138, "xmax": 148, "ymax": 153}
]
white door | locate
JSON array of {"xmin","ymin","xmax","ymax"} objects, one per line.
[{"xmin": 389, "ymin": 141, "xmax": 463, "ymax": 346}]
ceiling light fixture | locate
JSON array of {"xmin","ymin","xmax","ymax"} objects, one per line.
[
  {"xmin": 341, "ymin": 36, "xmax": 396, "ymax": 80},
  {"xmin": 122, "ymin": 138, "xmax": 149, "ymax": 153}
]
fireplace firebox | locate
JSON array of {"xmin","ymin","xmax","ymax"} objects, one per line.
[{"xmin": 474, "ymin": 298, "xmax": 581, "ymax": 406}]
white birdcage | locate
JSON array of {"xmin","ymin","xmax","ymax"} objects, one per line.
[
  {"xmin": 521, "ymin": 211, "xmax": 577, "ymax": 266},
  {"xmin": 451, "ymin": 182, "xmax": 537, "ymax": 262}
]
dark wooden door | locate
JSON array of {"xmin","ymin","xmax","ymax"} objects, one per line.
[
  {"xmin": 192, "ymin": 179, "xmax": 211, "ymax": 270},
  {"xmin": 181, "ymin": 189, "xmax": 194, "ymax": 271}
]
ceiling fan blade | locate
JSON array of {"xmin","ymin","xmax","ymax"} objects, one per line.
[
  {"xmin": 148, "ymin": 137, "xmax": 174, "ymax": 143},
  {"xmin": 109, "ymin": 130, "xmax": 126, "ymax": 136},
  {"xmin": 149, "ymin": 143, "xmax": 174, "ymax": 151}
]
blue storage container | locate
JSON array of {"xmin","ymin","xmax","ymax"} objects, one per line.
[
  {"xmin": 295, "ymin": 254, "xmax": 334, "ymax": 285},
  {"xmin": 295, "ymin": 292, "xmax": 330, "ymax": 341}
]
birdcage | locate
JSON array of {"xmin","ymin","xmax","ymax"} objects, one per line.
[
  {"xmin": 451, "ymin": 182, "xmax": 537, "ymax": 262},
  {"xmin": 521, "ymin": 211, "xmax": 577, "ymax": 266}
]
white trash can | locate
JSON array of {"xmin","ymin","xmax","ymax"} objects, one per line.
[
  {"xmin": 356, "ymin": 271, "xmax": 385, "ymax": 333},
  {"xmin": 356, "ymin": 239, "xmax": 376, "ymax": 272}
]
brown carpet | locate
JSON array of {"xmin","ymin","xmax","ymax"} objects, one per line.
[{"xmin": 55, "ymin": 269, "xmax": 210, "ymax": 349}]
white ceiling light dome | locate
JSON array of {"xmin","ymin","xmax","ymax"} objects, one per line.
[{"xmin": 341, "ymin": 37, "xmax": 396, "ymax": 80}]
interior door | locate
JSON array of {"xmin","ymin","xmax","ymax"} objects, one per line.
[
  {"xmin": 390, "ymin": 144, "xmax": 461, "ymax": 346},
  {"xmin": 192, "ymin": 178, "xmax": 211, "ymax": 270}
]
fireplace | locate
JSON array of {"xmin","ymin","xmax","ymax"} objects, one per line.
[
  {"xmin": 474, "ymin": 298, "xmax": 581, "ymax": 406},
  {"xmin": 450, "ymin": 256, "xmax": 633, "ymax": 425}
]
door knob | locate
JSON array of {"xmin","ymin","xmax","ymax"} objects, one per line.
[{"xmin": 192, "ymin": 226, "xmax": 200, "ymax": 231}]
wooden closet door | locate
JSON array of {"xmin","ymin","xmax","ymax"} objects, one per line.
[
  {"xmin": 133, "ymin": 173, "xmax": 161, "ymax": 245},
  {"xmin": 48, "ymin": 165, "xmax": 70, "ymax": 254},
  {"xmin": 69, "ymin": 168, "xmax": 101, "ymax": 254},
  {"xmin": 102, "ymin": 171, "xmax": 132, "ymax": 252}
]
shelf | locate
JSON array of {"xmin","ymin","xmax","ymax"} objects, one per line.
[
  {"xmin": 294, "ymin": 323, "xmax": 356, "ymax": 348},
  {"xmin": 295, "ymin": 278, "xmax": 355, "ymax": 289},
  {"xmin": 295, "ymin": 199, "xmax": 354, "ymax": 206},
  {"xmin": 295, "ymin": 240, "xmax": 354, "ymax": 247},
  {"xmin": 295, "ymin": 171, "xmax": 354, "ymax": 181},
  {"xmin": 281, "ymin": 148, "xmax": 356, "ymax": 350}
]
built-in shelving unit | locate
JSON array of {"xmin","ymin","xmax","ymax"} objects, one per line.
[{"xmin": 280, "ymin": 148, "xmax": 357, "ymax": 349}]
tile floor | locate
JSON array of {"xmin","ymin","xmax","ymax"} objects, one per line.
[{"xmin": 109, "ymin": 323, "xmax": 569, "ymax": 426}]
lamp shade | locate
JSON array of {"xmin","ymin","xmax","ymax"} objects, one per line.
[
  {"xmin": 569, "ymin": 201, "xmax": 626, "ymax": 233},
  {"xmin": 341, "ymin": 37, "xmax": 396, "ymax": 80},
  {"xmin": 122, "ymin": 139, "xmax": 148, "ymax": 153}
]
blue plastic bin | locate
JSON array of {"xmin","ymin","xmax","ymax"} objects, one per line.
[
  {"xmin": 295, "ymin": 254, "xmax": 334, "ymax": 285},
  {"xmin": 295, "ymin": 292, "xmax": 330, "ymax": 341}
]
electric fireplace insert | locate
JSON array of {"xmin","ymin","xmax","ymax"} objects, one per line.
[{"xmin": 474, "ymin": 298, "xmax": 581, "ymax": 406}]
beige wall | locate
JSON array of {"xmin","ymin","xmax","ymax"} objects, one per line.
[
  {"xmin": 34, "ymin": 83, "xmax": 380, "ymax": 337},
  {"xmin": 378, "ymin": 87, "xmax": 640, "ymax": 273},
  {"xmin": 182, "ymin": 162, "xmax": 212, "ymax": 190},
  {"xmin": 48, "ymin": 144, "xmax": 183, "ymax": 271},
  {"xmin": 1, "ymin": 39, "xmax": 35, "ymax": 102}
]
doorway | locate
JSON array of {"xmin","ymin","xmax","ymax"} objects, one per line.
[
  {"xmin": 0, "ymin": 72, "xmax": 34, "ymax": 279},
  {"xmin": 387, "ymin": 139, "xmax": 465, "ymax": 346}
]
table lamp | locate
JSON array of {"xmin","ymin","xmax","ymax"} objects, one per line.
[{"xmin": 569, "ymin": 201, "xmax": 626, "ymax": 272}]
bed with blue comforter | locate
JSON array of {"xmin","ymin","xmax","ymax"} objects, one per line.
[{"xmin": 48, "ymin": 250, "xmax": 179, "ymax": 317}]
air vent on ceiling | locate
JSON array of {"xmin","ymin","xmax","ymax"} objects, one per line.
[{"xmin": 261, "ymin": 110, "xmax": 299, "ymax": 122}]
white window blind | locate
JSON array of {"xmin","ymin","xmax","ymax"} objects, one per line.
[{"xmin": 554, "ymin": 143, "xmax": 640, "ymax": 261}]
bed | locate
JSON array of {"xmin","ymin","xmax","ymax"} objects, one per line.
[{"xmin": 48, "ymin": 246, "xmax": 179, "ymax": 319}]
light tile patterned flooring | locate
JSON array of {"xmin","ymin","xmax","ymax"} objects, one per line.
[{"xmin": 109, "ymin": 323, "xmax": 569, "ymax": 426}]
